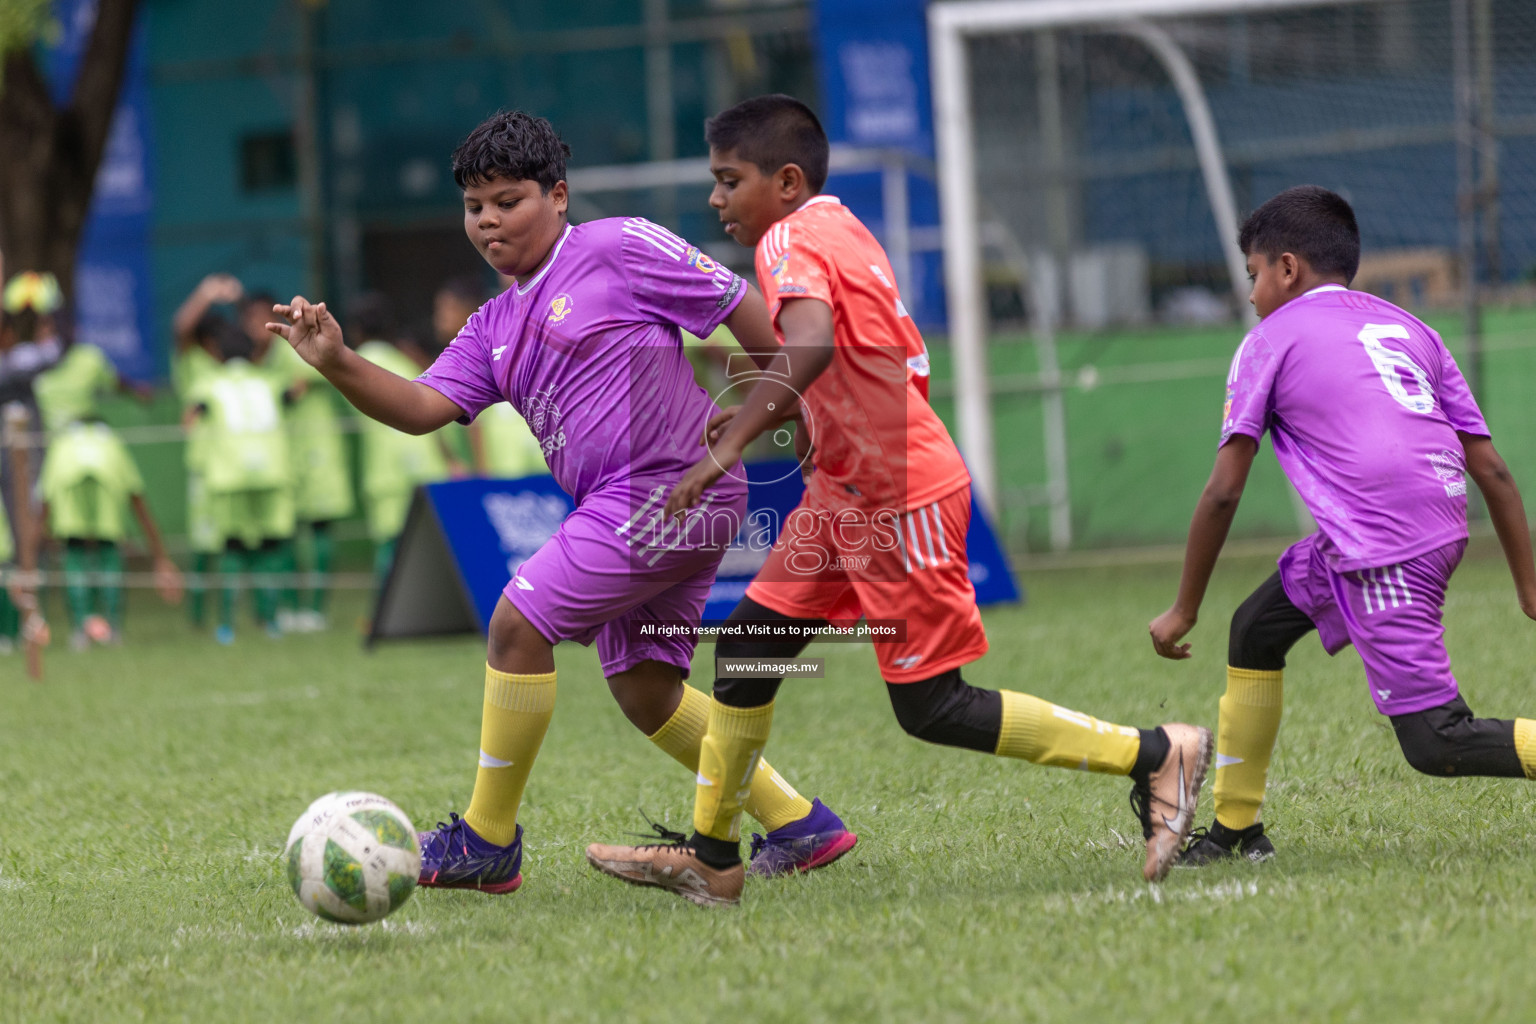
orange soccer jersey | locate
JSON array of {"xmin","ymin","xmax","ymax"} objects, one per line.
[
  {"xmin": 755, "ymin": 196, "xmax": 966, "ymax": 515},
  {"xmin": 747, "ymin": 196, "xmax": 986, "ymax": 683}
]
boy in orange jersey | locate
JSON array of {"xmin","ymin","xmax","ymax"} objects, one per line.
[{"xmin": 586, "ymin": 95, "xmax": 1211, "ymax": 904}]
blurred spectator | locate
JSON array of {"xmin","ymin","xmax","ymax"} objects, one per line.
[
  {"xmin": 350, "ymin": 293, "xmax": 455, "ymax": 585},
  {"xmin": 39, "ymin": 417, "xmax": 182, "ymax": 648},
  {"xmin": 182, "ymin": 319, "xmax": 296, "ymax": 644},
  {"xmin": 0, "ymin": 272, "xmax": 65, "ymax": 536},
  {"xmin": 0, "ymin": 481, "xmax": 15, "ymax": 655},
  {"xmin": 173, "ymin": 275, "xmax": 242, "ymax": 628},
  {"xmin": 435, "ymin": 277, "xmax": 545, "ymax": 479},
  {"xmin": 261, "ymin": 300, "xmax": 354, "ymax": 634}
]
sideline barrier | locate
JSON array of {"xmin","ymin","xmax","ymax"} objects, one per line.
[{"xmin": 368, "ymin": 459, "xmax": 1021, "ymax": 645}]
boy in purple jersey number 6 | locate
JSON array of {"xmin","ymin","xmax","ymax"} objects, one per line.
[
  {"xmin": 268, "ymin": 111, "xmax": 854, "ymax": 895},
  {"xmin": 1150, "ymin": 186, "xmax": 1536, "ymax": 865}
]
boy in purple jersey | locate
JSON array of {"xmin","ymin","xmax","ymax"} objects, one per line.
[
  {"xmin": 268, "ymin": 111, "xmax": 854, "ymax": 895},
  {"xmin": 1150, "ymin": 186, "xmax": 1536, "ymax": 864}
]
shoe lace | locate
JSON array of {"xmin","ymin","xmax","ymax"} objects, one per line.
[
  {"xmin": 748, "ymin": 833, "xmax": 768, "ymax": 860},
  {"xmin": 627, "ymin": 809, "xmax": 691, "ymax": 850},
  {"xmin": 428, "ymin": 812, "xmax": 471, "ymax": 851},
  {"xmin": 1128, "ymin": 782, "xmax": 1154, "ymax": 840}
]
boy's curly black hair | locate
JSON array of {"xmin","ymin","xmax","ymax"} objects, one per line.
[{"xmin": 452, "ymin": 111, "xmax": 571, "ymax": 193}]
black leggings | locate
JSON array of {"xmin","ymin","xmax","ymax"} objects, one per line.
[
  {"xmin": 712, "ymin": 598, "xmax": 1002, "ymax": 753},
  {"xmin": 1231, "ymin": 572, "xmax": 1522, "ymax": 778}
]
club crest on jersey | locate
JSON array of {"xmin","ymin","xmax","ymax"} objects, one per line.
[
  {"xmin": 548, "ymin": 294, "xmax": 574, "ymax": 324},
  {"xmin": 684, "ymin": 247, "xmax": 719, "ymax": 275}
]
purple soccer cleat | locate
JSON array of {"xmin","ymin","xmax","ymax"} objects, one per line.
[
  {"xmin": 416, "ymin": 813, "xmax": 524, "ymax": 894},
  {"xmin": 747, "ymin": 798, "xmax": 859, "ymax": 878}
]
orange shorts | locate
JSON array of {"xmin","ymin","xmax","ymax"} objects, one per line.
[{"xmin": 745, "ymin": 486, "xmax": 988, "ymax": 683}]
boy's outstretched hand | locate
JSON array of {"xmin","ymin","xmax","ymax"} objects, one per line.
[
  {"xmin": 1149, "ymin": 606, "xmax": 1196, "ymax": 660},
  {"xmin": 268, "ymin": 296, "xmax": 345, "ymax": 370},
  {"xmin": 663, "ymin": 446, "xmax": 737, "ymax": 522}
]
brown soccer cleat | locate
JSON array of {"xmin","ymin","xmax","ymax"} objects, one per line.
[
  {"xmin": 585, "ymin": 840, "xmax": 744, "ymax": 906},
  {"xmin": 1132, "ymin": 723, "xmax": 1213, "ymax": 882}
]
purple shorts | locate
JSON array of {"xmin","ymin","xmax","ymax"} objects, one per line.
[
  {"xmin": 502, "ymin": 479, "xmax": 748, "ymax": 678},
  {"xmin": 1278, "ymin": 533, "xmax": 1466, "ymax": 716}
]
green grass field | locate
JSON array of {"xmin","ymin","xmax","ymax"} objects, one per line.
[{"xmin": 5, "ymin": 542, "xmax": 1536, "ymax": 1022}]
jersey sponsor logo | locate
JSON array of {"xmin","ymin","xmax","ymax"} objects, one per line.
[
  {"xmin": 1427, "ymin": 450, "xmax": 1467, "ymax": 497},
  {"xmin": 521, "ymin": 384, "xmax": 568, "ymax": 458},
  {"xmin": 892, "ymin": 654, "xmax": 924, "ymax": 670},
  {"xmin": 548, "ymin": 294, "xmax": 574, "ymax": 324},
  {"xmin": 778, "ymin": 284, "xmax": 808, "ymax": 295},
  {"xmin": 492, "ymin": 345, "xmax": 508, "ymax": 361},
  {"xmin": 513, "ymin": 575, "xmax": 534, "ymax": 591},
  {"xmin": 907, "ymin": 351, "xmax": 930, "ymax": 378}
]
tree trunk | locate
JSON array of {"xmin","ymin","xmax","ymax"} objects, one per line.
[{"xmin": 0, "ymin": 0, "xmax": 142, "ymax": 303}]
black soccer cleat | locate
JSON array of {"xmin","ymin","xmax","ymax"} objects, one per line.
[{"xmin": 1177, "ymin": 820, "xmax": 1275, "ymax": 866}]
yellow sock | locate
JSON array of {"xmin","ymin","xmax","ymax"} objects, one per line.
[
  {"xmin": 463, "ymin": 665, "xmax": 556, "ymax": 846},
  {"xmin": 994, "ymin": 690, "xmax": 1141, "ymax": 775},
  {"xmin": 1514, "ymin": 718, "xmax": 1536, "ymax": 780},
  {"xmin": 649, "ymin": 685, "xmax": 813, "ymax": 832},
  {"xmin": 693, "ymin": 698, "xmax": 775, "ymax": 842},
  {"xmin": 1213, "ymin": 667, "xmax": 1284, "ymax": 830}
]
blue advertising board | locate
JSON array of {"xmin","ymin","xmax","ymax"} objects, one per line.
[
  {"xmin": 45, "ymin": 0, "xmax": 156, "ymax": 381},
  {"xmin": 814, "ymin": 0, "xmax": 945, "ymax": 329},
  {"xmin": 370, "ymin": 461, "xmax": 1021, "ymax": 644}
]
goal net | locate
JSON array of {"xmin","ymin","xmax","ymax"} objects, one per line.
[{"xmin": 930, "ymin": 0, "xmax": 1536, "ymax": 554}]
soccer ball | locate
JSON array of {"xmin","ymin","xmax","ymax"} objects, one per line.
[{"xmin": 284, "ymin": 792, "xmax": 421, "ymax": 925}]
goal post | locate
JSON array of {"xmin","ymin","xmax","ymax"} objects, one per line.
[{"xmin": 928, "ymin": 0, "xmax": 1514, "ymax": 551}]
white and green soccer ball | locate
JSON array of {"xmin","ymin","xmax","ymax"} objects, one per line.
[{"xmin": 284, "ymin": 792, "xmax": 421, "ymax": 925}]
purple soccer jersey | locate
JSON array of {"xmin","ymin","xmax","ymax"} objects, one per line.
[
  {"xmin": 416, "ymin": 217, "xmax": 750, "ymax": 676},
  {"xmin": 1222, "ymin": 284, "xmax": 1489, "ymax": 572},
  {"xmin": 419, "ymin": 217, "xmax": 746, "ymax": 503}
]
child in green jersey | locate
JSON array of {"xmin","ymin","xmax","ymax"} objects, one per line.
[
  {"xmin": 172, "ymin": 276, "xmax": 242, "ymax": 626},
  {"xmin": 349, "ymin": 295, "xmax": 456, "ymax": 584},
  {"xmin": 183, "ymin": 321, "xmax": 298, "ymax": 644},
  {"xmin": 38, "ymin": 419, "xmax": 182, "ymax": 647}
]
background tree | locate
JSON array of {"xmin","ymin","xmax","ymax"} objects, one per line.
[{"xmin": 0, "ymin": 0, "xmax": 141, "ymax": 297}]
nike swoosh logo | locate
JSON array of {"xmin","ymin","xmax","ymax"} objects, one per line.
[
  {"xmin": 695, "ymin": 772, "xmax": 714, "ymax": 787},
  {"xmin": 479, "ymin": 751, "xmax": 513, "ymax": 768},
  {"xmin": 1216, "ymin": 753, "xmax": 1244, "ymax": 769},
  {"xmin": 1160, "ymin": 759, "xmax": 1191, "ymax": 835}
]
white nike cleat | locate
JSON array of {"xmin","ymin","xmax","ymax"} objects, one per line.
[{"xmin": 1133, "ymin": 723, "xmax": 1213, "ymax": 882}]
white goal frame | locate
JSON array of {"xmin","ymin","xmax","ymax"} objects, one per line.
[{"xmin": 930, "ymin": 0, "xmax": 1356, "ymax": 530}]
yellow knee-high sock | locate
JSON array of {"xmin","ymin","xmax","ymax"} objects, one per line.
[
  {"xmin": 694, "ymin": 698, "xmax": 775, "ymax": 842},
  {"xmin": 1213, "ymin": 667, "xmax": 1284, "ymax": 830},
  {"xmin": 463, "ymin": 665, "xmax": 556, "ymax": 846},
  {"xmin": 1514, "ymin": 718, "xmax": 1536, "ymax": 780},
  {"xmin": 649, "ymin": 685, "xmax": 813, "ymax": 832},
  {"xmin": 994, "ymin": 690, "xmax": 1142, "ymax": 774}
]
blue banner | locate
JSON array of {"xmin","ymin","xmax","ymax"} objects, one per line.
[
  {"xmin": 45, "ymin": 0, "xmax": 156, "ymax": 381},
  {"xmin": 375, "ymin": 462, "xmax": 1020, "ymax": 642},
  {"xmin": 814, "ymin": 0, "xmax": 945, "ymax": 328}
]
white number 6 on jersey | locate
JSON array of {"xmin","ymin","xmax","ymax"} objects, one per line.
[{"xmin": 1358, "ymin": 323, "xmax": 1434, "ymax": 415}]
